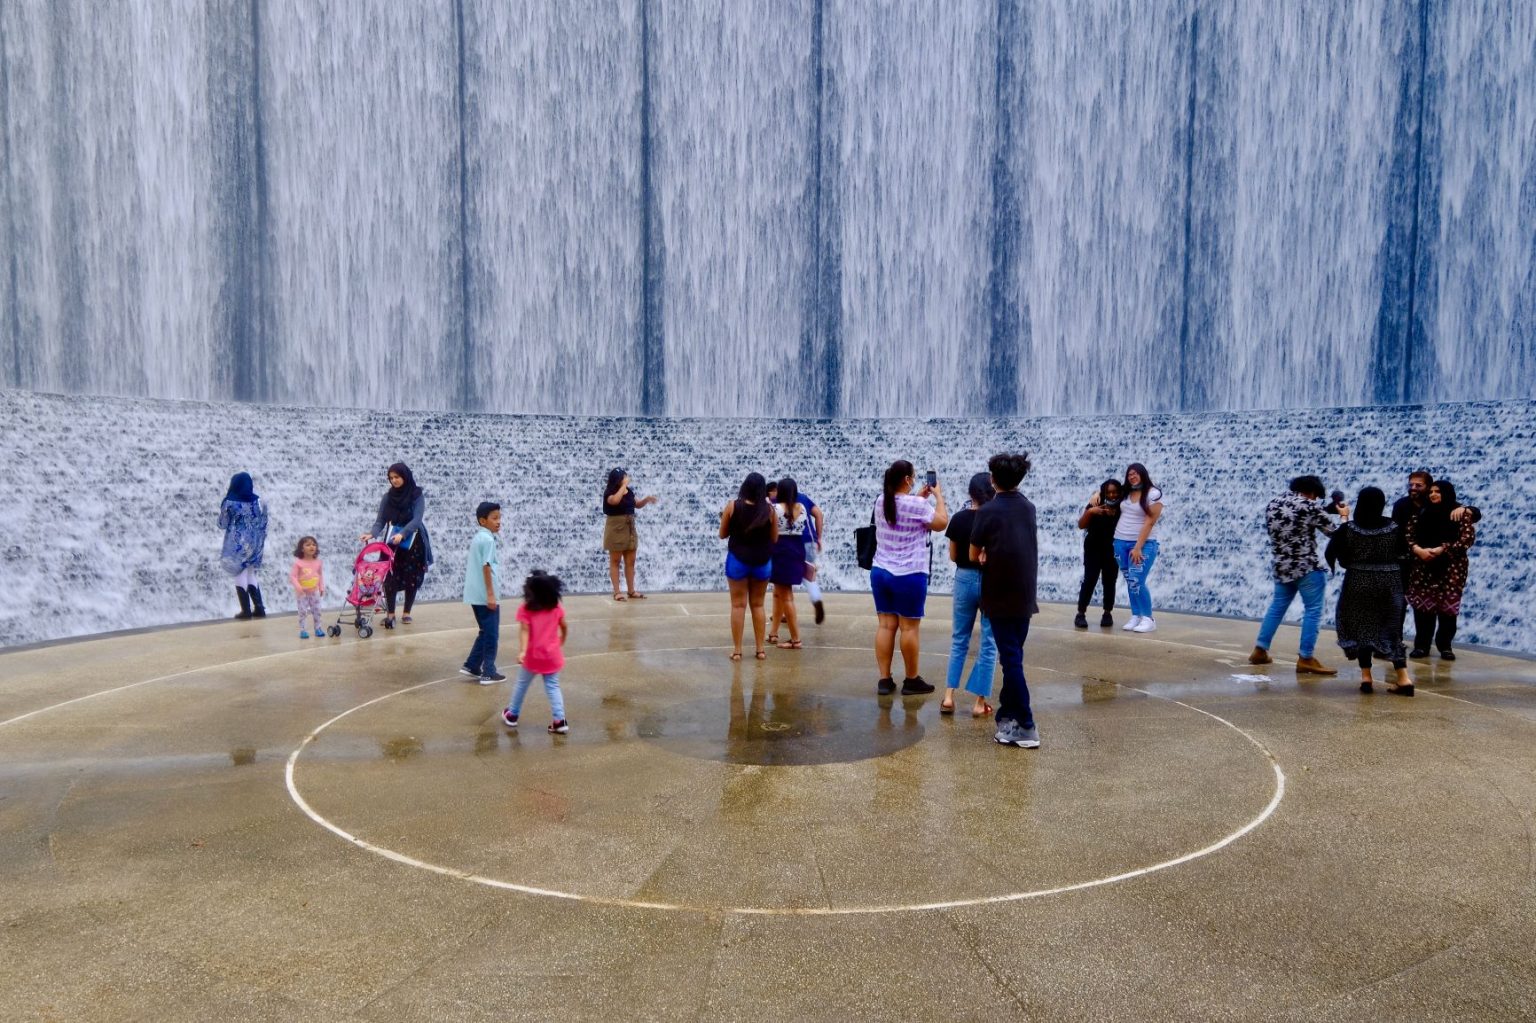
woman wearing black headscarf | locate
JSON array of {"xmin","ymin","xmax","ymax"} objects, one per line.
[
  {"xmin": 1327, "ymin": 486, "xmax": 1412, "ymax": 695},
  {"xmin": 361, "ymin": 463, "xmax": 433, "ymax": 627},
  {"xmin": 219, "ymin": 471, "xmax": 269, "ymax": 619},
  {"xmin": 1406, "ymin": 479, "xmax": 1476, "ymax": 660}
]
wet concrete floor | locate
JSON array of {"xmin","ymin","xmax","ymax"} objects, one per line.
[{"xmin": 2, "ymin": 593, "xmax": 1534, "ymax": 1021}]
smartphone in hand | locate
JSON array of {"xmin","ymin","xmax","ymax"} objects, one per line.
[{"xmin": 924, "ymin": 469, "xmax": 937, "ymax": 488}]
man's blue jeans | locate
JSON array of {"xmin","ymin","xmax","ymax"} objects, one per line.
[
  {"xmin": 1255, "ymin": 569, "xmax": 1327, "ymax": 658},
  {"xmin": 946, "ymin": 567, "xmax": 997, "ymax": 698},
  {"xmin": 989, "ymin": 615, "xmax": 1034, "ymax": 728}
]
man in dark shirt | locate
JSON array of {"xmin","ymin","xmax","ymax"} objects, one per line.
[{"xmin": 968, "ymin": 452, "xmax": 1040, "ymax": 749}]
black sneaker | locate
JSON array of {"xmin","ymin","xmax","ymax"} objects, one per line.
[
  {"xmin": 478, "ymin": 670, "xmax": 507, "ymax": 685},
  {"xmin": 1409, "ymin": 648, "xmax": 1429, "ymax": 659},
  {"xmin": 1073, "ymin": 612, "xmax": 1089, "ymax": 629},
  {"xmin": 900, "ymin": 676, "xmax": 935, "ymax": 695},
  {"xmin": 1438, "ymin": 649, "xmax": 1456, "ymax": 661},
  {"xmin": 813, "ymin": 600, "xmax": 825, "ymax": 624},
  {"xmin": 459, "ymin": 666, "xmax": 480, "ymax": 679},
  {"xmin": 876, "ymin": 677, "xmax": 896, "ymax": 695},
  {"xmin": 548, "ymin": 719, "xmax": 570, "ymax": 734},
  {"xmin": 1100, "ymin": 612, "xmax": 1114, "ymax": 628}
]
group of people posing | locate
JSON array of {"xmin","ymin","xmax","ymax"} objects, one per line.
[{"xmin": 217, "ymin": 456, "xmax": 1481, "ymax": 744}]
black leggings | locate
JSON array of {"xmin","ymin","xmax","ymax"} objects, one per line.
[
  {"xmin": 1357, "ymin": 650, "xmax": 1408, "ymax": 671},
  {"xmin": 1412, "ymin": 610, "xmax": 1458, "ymax": 651},
  {"xmin": 1077, "ymin": 547, "xmax": 1119, "ymax": 613},
  {"xmin": 385, "ymin": 582, "xmax": 417, "ymax": 615}
]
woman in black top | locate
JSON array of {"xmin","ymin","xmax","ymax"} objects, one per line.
[
  {"xmin": 941, "ymin": 472, "xmax": 998, "ymax": 716},
  {"xmin": 603, "ymin": 468, "xmax": 659, "ymax": 601},
  {"xmin": 719, "ymin": 472, "xmax": 779, "ymax": 660},
  {"xmin": 1075, "ymin": 478, "xmax": 1123, "ymax": 628},
  {"xmin": 1327, "ymin": 486, "xmax": 1413, "ymax": 695},
  {"xmin": 360, "ymin": 462, "xmax": 434, "ymax": 627}
]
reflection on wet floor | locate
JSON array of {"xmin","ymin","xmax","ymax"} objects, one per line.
[
  {"xmin": 229, "ymin": 746, "xmax": 257, "ymax": 766},
  {"xmin": 638, "ymin": 663, "xmax": 926, "ymax": 766},
  {"xmin": 380, "ymin": 735, "xmax": 424, "ymax": 761}
]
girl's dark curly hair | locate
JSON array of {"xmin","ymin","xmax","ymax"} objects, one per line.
[
  {"xmin": 293, "ymin": 535, "xmax": 319, "ymax": 558},
  {"xmin": 523, "ymin": 569, "xmax": 564, "ymax": 612}
]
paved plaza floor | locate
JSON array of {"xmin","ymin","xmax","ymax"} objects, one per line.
[{"xmin": 2, "ymin": 593, "xmax": 1533, "ymax": 1022}]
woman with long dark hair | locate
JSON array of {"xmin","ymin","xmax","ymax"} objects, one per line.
[
  {"xmin": 1407, "ymin": 479, "xmax": 1476, "ymax": 660},
  {"xmin": 1328, "ymin": 486, "xmax": 1413, "ymax": 694},
  {"xmin": 871, "ymin": 459, "xmax": 949, "ymax": 695},
  {"xmin": 719, "ymin": 472, "xmax": 779, "ymax": 660},
  {"xmin": 219, "ymin": 471, "xmax": 269, "ymax": 619},
  {"xmin": 769, "ymin": 477, "xmax": 808, "ymax": 649},
  {"xmin": 361, "ymin": 462, "xmax": 433, "ymax": 628},
  {"xmin": 1114, "ymin": 463, "xmax": 1164, "ymax": 633},
  {"xmin": 941, "ymin": 471, "xmax": 997, "ymax": 716},
  {"xmin": 603, "ymin": 468, "xmax": 659, "ymax": 601}
]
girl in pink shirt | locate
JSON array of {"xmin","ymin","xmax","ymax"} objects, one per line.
[
  {"xmin": 289, "ymin": 537, "xmax": 326, "ymax": 639},
  {"xmin": 500, "ymin": 571, "xmax": 569, "ymax": 734}
]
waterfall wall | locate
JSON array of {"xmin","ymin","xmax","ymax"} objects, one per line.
[
  {"xmin": 2, "ymin": 1, "xmax": 1534, "ymax": 417},
  {"xmin": 2, "ymin": 388, "xmax": 1532, "ymax": 655}
]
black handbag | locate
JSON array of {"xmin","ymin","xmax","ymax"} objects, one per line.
[{"xmin": 854, "ymin": 511, "xmax": 877, "ymax": 571}]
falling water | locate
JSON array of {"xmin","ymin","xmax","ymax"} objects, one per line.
[{"xmin": 2, "ymin": 1, "xmax": 1533, "ymax": 417}]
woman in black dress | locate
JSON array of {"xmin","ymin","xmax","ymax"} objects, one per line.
[
  {"xmin": 1327, "ymin": 486, "xmax": 1412, "ymax": 695},
  {"xmin": 361, "ymin": 462, "xmax": 433, "ymax": 628}
]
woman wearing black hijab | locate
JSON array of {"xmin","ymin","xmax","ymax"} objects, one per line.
[
  {"xmin": 361, "ymin": 463, "xmax": 433, "ymax": 627},
  {"xmin": 1406, "ymin": 479, "xmax": 1477, "ymax": 660},
  {"xmin": 219, "ymin": 471, "xmax": 269, "ymax": 619},
  {"xmin": 1327, "ymin": 486, "xmax": 1413, "ymax": 695}
]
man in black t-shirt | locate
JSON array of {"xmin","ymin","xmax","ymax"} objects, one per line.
[{"xmin": 968, "ymin": 452, "xmax": 1040, "ymax": 749}]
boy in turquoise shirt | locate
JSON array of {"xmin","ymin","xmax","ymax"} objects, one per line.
[{"xmin": 460, "ymin": 502, "xmax": 505, "ymax": 684}]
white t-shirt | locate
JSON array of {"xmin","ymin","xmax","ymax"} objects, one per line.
[{"xmin": 1114, "ymin": 487, "xmax": 1165, "ymax": 542}]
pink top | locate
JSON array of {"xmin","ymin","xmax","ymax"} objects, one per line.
[
  {"xmin": 517, "ymin": 603, "xmax": 566, "ymax": 673},
  {"xmin": 290, "ymin": 557, "xmax": 324, "ymax": 594}
]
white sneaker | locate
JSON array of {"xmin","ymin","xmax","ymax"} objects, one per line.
[
  {"xmin": 1122, "ymin": 616, "xmax": 1143, "ymax": 631},
  {"xmin": 1133, "ymin": 618, "xmax": 1158, "ymax": 633}
]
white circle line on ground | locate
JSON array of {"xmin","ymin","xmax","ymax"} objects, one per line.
[{"xmin": 283, "ymin": 666, "xmax": 1288, "ymax": 916}]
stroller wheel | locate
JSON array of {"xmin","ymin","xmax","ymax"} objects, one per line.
[
  {"xmin": 359, "ymin": 625, "xmax": 374, "ymax": 639},
  {"xmin": 328, "ymin": 625, "xmax": 341, "ymax": 638}
]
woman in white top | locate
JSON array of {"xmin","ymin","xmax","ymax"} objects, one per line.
[
  {"xmin": 870, "ymin": 459, "xmax": 948, "ymax": 695},
  {"xmin": 1114, "ymin": 462, "xmax": 1165, "ymax": 633}
]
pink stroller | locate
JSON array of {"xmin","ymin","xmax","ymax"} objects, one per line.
[{"xmin": 327, "ymin": 542, "xmax": 395, "ymax": 639}]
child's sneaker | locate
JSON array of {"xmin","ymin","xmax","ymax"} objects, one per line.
[
  {"xmin": 548, "ymin": 719, "xmax": 569, "ymax": 734},
  {"xmin": 299, "ymin": 630, "xmax": 309, "ymax": 639},
  {"xmin": 500, "ymin": 708, "xmax": 518, "ymax": 728},
  {"xmin": 478, "ymin": 670, "xmax": 507, "ymax": 685}
]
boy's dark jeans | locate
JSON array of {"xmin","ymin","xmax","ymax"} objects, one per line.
[
  {"xmin": 989, "ymin": 615, "xmax": 1035, "ymax": 728},
  {"xmin": 465, "ymin": 604, "xmax": 500, "ymax": 674}
]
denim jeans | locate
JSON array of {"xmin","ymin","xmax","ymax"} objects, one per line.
[
  {"xmin": 1255, "ymin": 569, "xmax": 1327, "ymax": 658},
  {"xmin": 989, "ymin": 615, "xmax": 1034, "ymax": 728},
  {"xmin": 946, "ymin": 567, "xmax": 997, "ymax": 698},
  {"xmin": 464, "ymin": 604, "xmax": 500, "ymax": 674},
  {"xmin": 510, "ymin": 667, "xmax": 565, "ymax": 720},
  {"xmin": 1113, "ymin": 539, "xmax": 1159, "ymax": 618}
]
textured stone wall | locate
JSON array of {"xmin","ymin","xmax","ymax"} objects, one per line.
[{"xmin": 2, "ymin": 389, "xmax": 1530, "ymax": 653}]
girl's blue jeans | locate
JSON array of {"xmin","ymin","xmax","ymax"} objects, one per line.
[
  {"xmin": 510, "ymin": 667, "xmax": 565, "ymax": 720},
  {"xmin": 1113, "ymin": 539, "xmax": 1160, "ymax": 618},
  {"xmin": 946, "ymin": 567, "xmax": 997, "ymax": 698}
]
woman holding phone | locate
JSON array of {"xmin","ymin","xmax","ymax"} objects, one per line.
[
  {"xmin": 603, "ymin": 467, "xmax": 659, "ymax": 601},
  {"xmin": 870, "ymin": 460, "xmax": 948, "ymax": 695},
  {"xmin": 1115, "ymin": 463, "xmax": 1164, "ymax": 633}
]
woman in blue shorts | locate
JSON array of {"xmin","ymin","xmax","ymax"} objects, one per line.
[
  {"xmin": 871, "ymin": 459, "xmax": 948, "ymax": 695},
  {"xmin": 720, "ymin": 472, "xmax": 779, "ymax": 660}
]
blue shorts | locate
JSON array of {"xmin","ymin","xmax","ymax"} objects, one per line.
[
  {"xmin": 725, "ymin": 552, "xmax": 771, "ymax": 582},
  {"xmin": 871, "ymin": 567, "xmax": 928, "ymax": 619}
]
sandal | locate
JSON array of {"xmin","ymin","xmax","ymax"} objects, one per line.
[
  {"xmin": 729, "ymin": 651, "xmax": 743, "ymax": 662},
  {"xmin": 777, "ymin": 639, "xmax": 802, "ymax": 649},
  {"xmin": 939, "ymin": 699, "xmax": 956, "ymax": 715},
  {"xmin": 1387, "ymin": 682, "xmax": 1415, "ymax": 697},
  {"xmin": 613, "ymin": 593, "xmax": 627, "ymax": 602},
  {"xmin": 766, "ymin": 635, "xmax": 780, "ymax": 646},
  {"xmin": 972, "ymin": 700, "xmax": 993, "ymax": 718},
  {"xmin": 628, "ymin": 591, "xmax": 647, "ymax": 599},
  {"xmin": 754, "ymin": 650, "xmax": 767, "ymax": 660}
]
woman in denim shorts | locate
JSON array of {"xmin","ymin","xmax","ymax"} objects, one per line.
[{"xmin": 870, "ymin": 459, "xmax": 948, "ymax": 695}]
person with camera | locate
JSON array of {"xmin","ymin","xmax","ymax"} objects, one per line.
[
  {"xmin": 1248, "ymin": 475, "xmax": 1347, "ymax": 675},
  {"xmin": 1074, "ymin": 478, "xmax": 1122, "ymax": 629},
  {"xmin": 870, "ymin": 459, "xmax": 948, "ymax": 696},
  {"xmin": 602, "ymin": 467, "xmax": 659, "ymax": 601}
]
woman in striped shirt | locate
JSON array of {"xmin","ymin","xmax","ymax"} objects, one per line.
[{"xmin": 871, "ymin": 459, "xmax": 948, "ymax": 695}]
